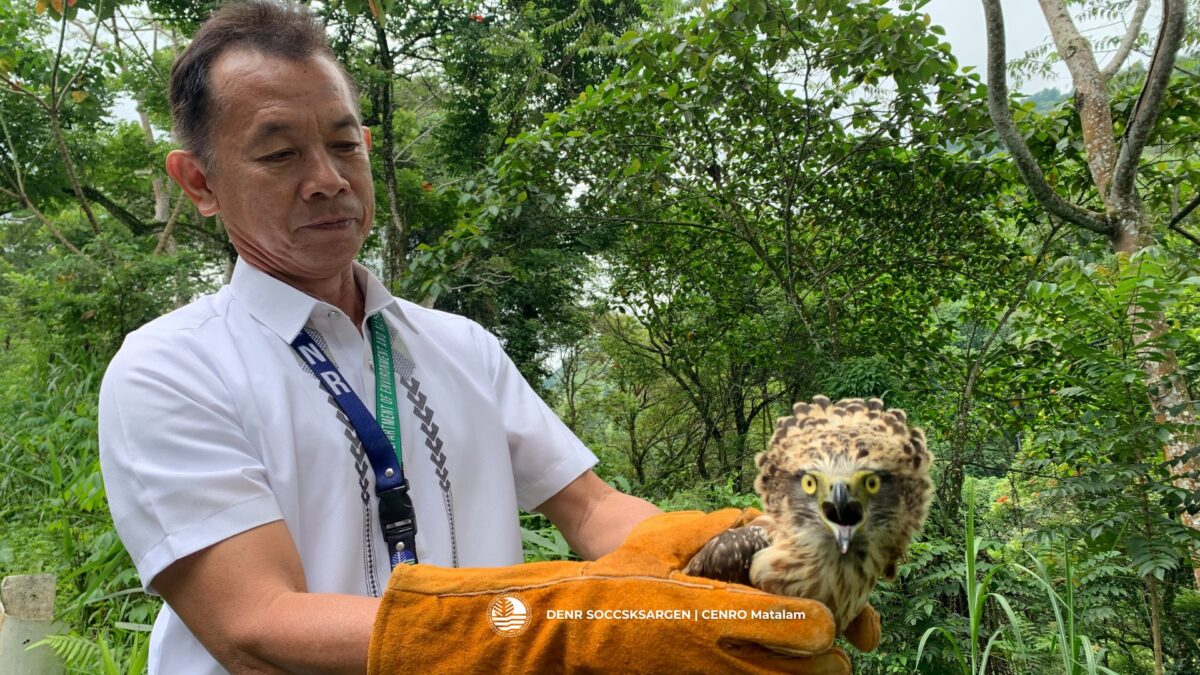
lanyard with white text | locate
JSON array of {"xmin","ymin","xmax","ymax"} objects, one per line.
[
  {"xmin": 291, "ymin": 315, "xmax": 418, "ymax": 568},
  {"xmin": 368, "ymin": 313, "xmax": 403, "ymax": 470}
]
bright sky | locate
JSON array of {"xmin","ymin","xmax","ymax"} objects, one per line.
[{"xmin": 924, "ymin": 0, "xmax": 1143, "ymax": 94}]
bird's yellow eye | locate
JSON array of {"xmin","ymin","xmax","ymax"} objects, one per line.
[
  {"xmin": 800, "ymin": 474, "xmax": 818, "ymax": 495},
  {"xmin": 864, "ymin": 474, "xmax": 881, "ymax": 495}
]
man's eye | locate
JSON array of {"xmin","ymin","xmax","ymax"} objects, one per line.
[
  {"xmin": 260, "ymin": 150, "xmax": 294, "ymax": 162},
  {"xmin": 333, "ymin": 142, "xmax": 361, "ymax": 152}
]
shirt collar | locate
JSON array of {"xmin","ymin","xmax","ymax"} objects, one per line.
[{"xmin": 229, "ymin": 258, "xmax": 404, "ymax": 342}]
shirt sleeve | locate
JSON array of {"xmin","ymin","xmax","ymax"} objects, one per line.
[
  {"xmin": 98, "ymin": 330, "xmax": 283, "ymax": 594},
  {"xmin": 472, "ymin": 326, "xmax": 598, "ymax": 512}
]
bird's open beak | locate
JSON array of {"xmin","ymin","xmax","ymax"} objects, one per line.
[{"xmin": 827, "ymin": 482, "xmax": 861, "ymax": 555}]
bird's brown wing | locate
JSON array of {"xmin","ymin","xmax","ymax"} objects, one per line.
[{"xmin": 682, "ymin": 525, "xmax": 771, "ymax": 585}]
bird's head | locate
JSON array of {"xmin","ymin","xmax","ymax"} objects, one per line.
[
  {"xmin": 796, "ymin": 467, "xmax": 882, "ymax": 554},
  {"xmin": 755, "ymin": 396, "xmax": 934, "ymax": 574}
]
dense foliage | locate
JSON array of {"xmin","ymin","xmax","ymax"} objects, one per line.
[{"xmin": 1, "ymin": 0, "xmax": 1197, "ymax": 672}]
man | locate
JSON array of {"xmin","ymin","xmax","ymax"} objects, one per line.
[{"xmin": 99, "ymin": 2, "xmax": 869, "ymax": 673}]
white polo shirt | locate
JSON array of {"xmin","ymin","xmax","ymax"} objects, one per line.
[{"xmin": 98, "ymin": 259, "xmax": 596, "ymax": 674}]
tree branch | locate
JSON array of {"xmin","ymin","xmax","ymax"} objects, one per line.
[
  {"xmin": 22, "ymin": 199, "xmax": 84, "ymax": 254},
  {"xmin": 171, "ymin": 220, "xmax": 228, "ymax": 247},
  {"xmin": 0, "ymin": 185, "xmax": 83, "ymax": 255},
  {"xmin": 1167, "ymin": 191, "xmax": 1200, "ymax": 247},
  {"xmin": 981, "ymin": 0, "xmax": 1112, "ymax": 235},
  {"xmin": 0, "ymin": 107, "xmax": 84, "ymax": 254},
  {"xmin": 0, "ymin": 78, "xmax": 52, "ymax": 111},
  {"xmin": 116, "ymin": 7, "xmax": 166, "ymax": 85},
  {"xmin": 1167, "ymin": 191, "xmax": 1200, "ymax": 231},
  {"xmin": 1169, "ymin": 224, "xmax": 1200, "ymax": 247},
  {"xmin": 1111, "ymin": 0, "xmax": 1187, "ymax": 201},
  {"xmin": 54, "ymin": 2, "xmax": 105, "ymax": 112},
  {"xmin": 48, "ymin": 110, "xmax": 102, "ymax": 235},
  {"xmin": 1100, "ymin": 0, "xmax": 1150, "ymax": 82},
  {"xmin": 1038, "ymin": 0, "xmax": 1119, "ymax": 199},
  {"xmin": 64, "ymin": 186, "xmax": 152, "ymax": 235},
  {"xmin": 154, "ymin": 193, "xmax": 187, "ymax": 255},
  {"xmin": 49, "ymin": 2, "xmax": 69, "ymax": 102}
]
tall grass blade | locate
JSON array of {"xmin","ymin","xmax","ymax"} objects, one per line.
[
  {"xmin": 915, "ymin": 625, "xmax": 967, "ymax": 674},
  {"xmin": 979, "ymin": 626, "xmax": 1006, "ymax": 675}
]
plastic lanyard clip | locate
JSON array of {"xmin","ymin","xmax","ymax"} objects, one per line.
[{"xmin": 379, "ymin": 482, "xmax": 418, "ymax": 565}]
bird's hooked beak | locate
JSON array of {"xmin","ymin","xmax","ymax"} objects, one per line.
[{"xmin": 823, "ymin": 481, "xmax": 863, "ymax": 555}]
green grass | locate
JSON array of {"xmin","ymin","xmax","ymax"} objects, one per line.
[{"xmin": 915, "ymin": 481, "xmax": 1025, "ymax": 675}]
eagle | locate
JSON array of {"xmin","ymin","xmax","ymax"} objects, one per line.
[{"xmin": 684, "ymin": 396, "xmax": 934, "ymax": 634}]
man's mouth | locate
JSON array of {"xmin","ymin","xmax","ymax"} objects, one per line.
[{"xmin": 304, "ymin": 217, "xmax": 356, "ymax": 229}]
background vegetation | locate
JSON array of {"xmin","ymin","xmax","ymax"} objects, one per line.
[{"xmin": 1, "ymin": 0, "xmax": 1198, "ymax": 672}]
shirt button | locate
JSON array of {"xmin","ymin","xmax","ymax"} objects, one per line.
[{"xmin": 328, "ymin": 311, "xmax": 341, "ymax": 319}]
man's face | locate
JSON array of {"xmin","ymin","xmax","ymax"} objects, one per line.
[{"xmin": 200, "ymin": 49, "xmax": 374, "ymax": 285}]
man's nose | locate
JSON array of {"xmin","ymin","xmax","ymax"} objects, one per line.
[{"xmin": 301, "ymin": 150, "xmax": 350, "ymax": 199}]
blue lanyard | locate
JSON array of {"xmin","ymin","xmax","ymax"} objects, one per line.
[{"xmin": 291, "ymin": 316, "xmax": 418, "ymax": 567}]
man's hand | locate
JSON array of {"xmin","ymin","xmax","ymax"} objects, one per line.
[{"xmin": 370, "ymin": 510, "xmax": 865, "ymax": 674}]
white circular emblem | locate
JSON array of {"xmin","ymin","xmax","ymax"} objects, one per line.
[{"xmin": 488, "ymin": 594, "xmax": 530, "ymax": 636}]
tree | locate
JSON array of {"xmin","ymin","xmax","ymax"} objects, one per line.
[
  {"xmin": 464, "ymin": 0, "xmax": 1017, "ymax": 495},
  {"xmin": 330, "ymin": 0, "xmax": 658, "ymax": 381},
  {"xmin": 982, "ymin": 0, "xmax": 1198, "ymax": 669}
]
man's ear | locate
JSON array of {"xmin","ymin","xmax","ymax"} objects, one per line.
[
  {"xmin": 165, "ymin": 150, "xmax": 220, "ymax": 216},
  {"xmin": 362, "ymin": 126, "xmax": 372, "ymax": 152}
]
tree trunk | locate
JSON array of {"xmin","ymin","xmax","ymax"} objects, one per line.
[
  {"xmin": 984, "ymin": 0, "xmax": 1199, "ymax": 590},
  {"xmin": 561, "ymin": 347, "xmax": 579, "ymax": 430},
  {"xmin": 136, "ymin": 107, "xmax": 170, "ymax": 223},
  {"xmin": 1037, "ymin": 0, "xmax": 1118, "ymax": 200},
  {"xmin": 696, "ymin": 431, "xmax": 713, "ymax": 480},
  {"xmin": 374, "ymin": 21, "xmax": 408, "ymax": 290},
  {"xmin": 626, "ymin": 412, "xmax": 642, "ymax": 484},
  {"xmin": 1146, "ymin": 576, "xmax": 1165, "ymax": 675},
  {"xmin": 1119, "ymin": 200, "xmax": 1200, "ymax": 590},
  {"xmin": 1138, "ymin": 472, "xmax": 1166, "ymax": 675}
]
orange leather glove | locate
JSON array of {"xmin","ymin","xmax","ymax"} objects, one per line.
[{"xmin": 369, "ymin": 509, "xmax": 879, "ymax": 673}]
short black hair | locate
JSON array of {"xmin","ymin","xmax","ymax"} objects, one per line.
[{"xmin": 168, "ymin": 0, "xmax": 358, "ymax": 166}]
